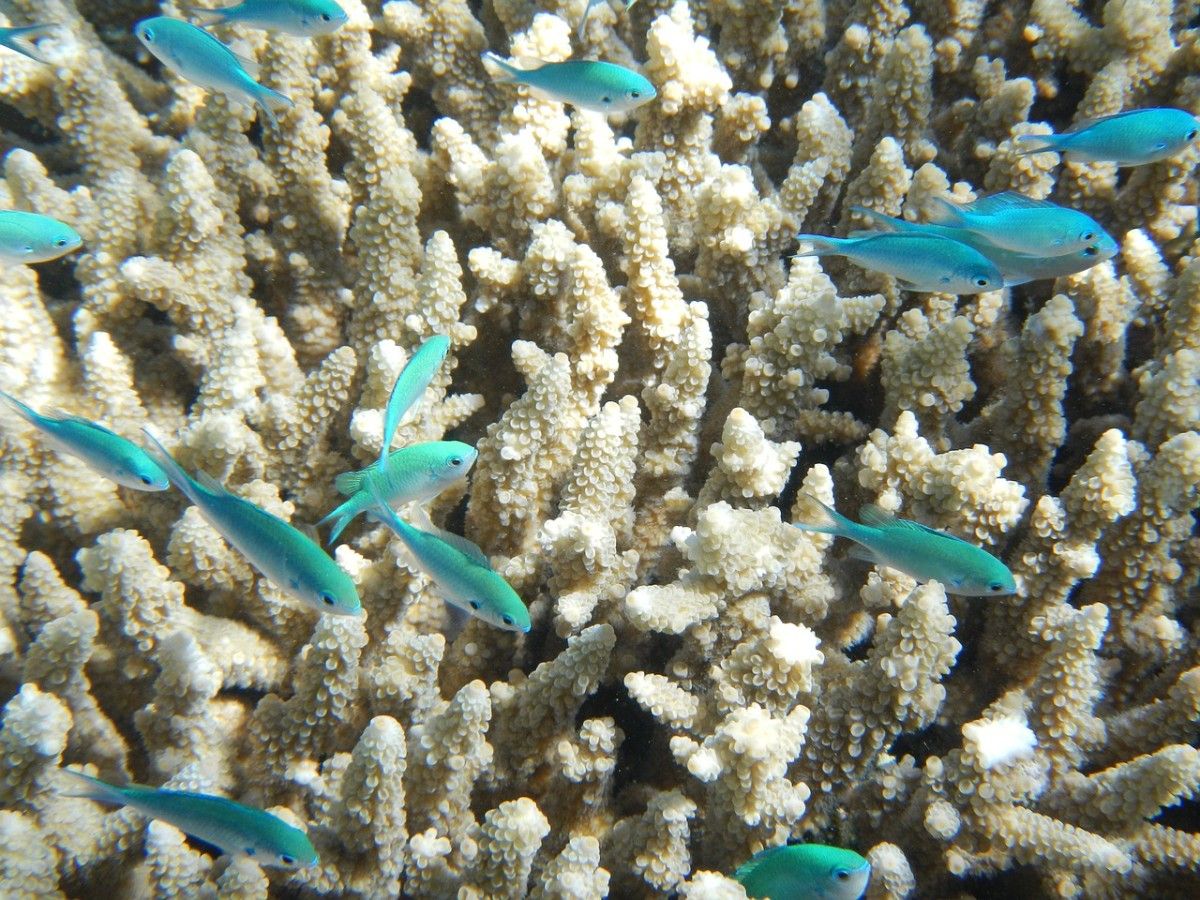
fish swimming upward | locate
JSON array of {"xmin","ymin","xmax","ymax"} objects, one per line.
[
  {"xmin": 0, "ymin": 391, "xmax": 168, "ymax": 490},
  {"xmin": 577, "ymin": 0, "xmax": 638, "ymax": 38},
  {"xmin": 793, "ymin": 495, "xmax": 1016, "ymax": 597},
  {"xmin": 0, "ymin": 210, "xmax": 82, "ymax": 265},
  {"xmin": 923, "ymin": 192, "xmax": 1115, "ymax": 258},
  {"xmin": 1014, "ymin": 107, "xmax": 1200, "ymax": 166},
  {"xmin": 181, "ymin": 0, "xmax": 349, "ymax": 37},
  {"xmin": 380, "ymin": 335, "xmax": 451, "ymax": 468},
  {"xmin": 141, "ymin": 429, "xmax": 362, "ymax": 616},
  {"xmin": 482, "ymin": 52, "xmax": 655, "ymax": 114},
  {"xmin": 734, "ymin": 843, "xmax": 872, "ymax": 900},
  {"xmin": 133, "ymin": 16, "xmax": 293, "ymax": 127},
  {"xmin": 59, "ymin": 769, "xmax": 318, "ymax": 868},
  {"xmin": 794, "ymin": 231, "xmax": 1003, "ymax": 294}
]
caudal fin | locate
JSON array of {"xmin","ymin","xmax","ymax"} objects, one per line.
[
  {"xmin": 793, "ymin": 234, "xmax": 847, "ymax": 258},
  {"xmin": 179, "ymin": 5, "xmax": 229, "ymax": 27},
  {"xmin": 481, "ymin": 51, "xmax": 520, "ymax": 84},
  {"xmin": 58, "ymin": 768, "xmax": 127, "ymax": 806},
  {"xmin": 792, "ymin": 492, "xmax": 853, "ymax": 536},
  {"xmin": 254, "ymin": 86, "xmax": 294, "ymax": 130},
  {"xmin": 140, "ymin": 429, "xmax": 204, "ymax": 506},
  {"xmin": 317, "ymin": 497, "xmax": 361, "ymax": 545},
  {"xmin": 923, "ymin": 196, "xmax": 968, "ymax": 227},
  {"xmin": 1012, "ymin": 133, "xmax": 1061, "ymax": 156},
  {"xmin": 0, "ymin": 390, "xmax": 40, "ymax": 425},
  {"xmin": 1, "ymin": 24, "xmax": 62, "ymax": 65}
]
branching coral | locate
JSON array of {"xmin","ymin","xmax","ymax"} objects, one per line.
[{"xmin": 0, "ymin": 0, "xmax": 1197, "ymax": 897}]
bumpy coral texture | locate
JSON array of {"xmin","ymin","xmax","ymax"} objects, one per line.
[{"xmin": 0, "ymin": 0, "xmax": 1198, "ymax": 897}]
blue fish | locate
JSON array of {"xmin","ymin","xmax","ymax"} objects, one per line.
[
  {"xmin": 482, "ymin": 53, "xmax": 655, "ymax": 114},
  {"xmin": 380, "ymin": 336, "xmax": 450, "ymax": 468},
  {"xmin": 794, "ymin": 232, "xmax": 1002, "ymax": 293},
  {"xmin": 924, "ymin": 192, "xmax": 1114, "ymax": 258},
  {"xmin": 0, "ymin": 23, "xmax": 60, "ymax": 64},
  {"xmin": 0, "ymin": 391, "xmax": 168, "ymax": 490},
  {"xmin": 1015, "ymin": 108, "xmax": 1200, "ymax": 166},
  {"xmin": 181, "ymin": 1, "xmax": 349, "ymax": 37},
  {"xmin": 133, "ymin": 17, "xmax": 293, "ymax": 128},
  {"xmin": 0, "ymin": 210, "xmax": 82, "ymax": 265}
]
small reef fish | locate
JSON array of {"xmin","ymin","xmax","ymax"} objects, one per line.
[
  {"xmin": 793, "ymin": 232, "xmax": 1003, "ymax": 293},
  {"xmin": 577, "ymin": 0, "xmax": 638, "ymax": 38},
  {"xmin": 849, "ymin": 206, "xmax": 1113, "ymax": 287},
  {"xmin": 133, "ymin": 16, "xmax": 293, "ymax": 128},
  {"xmin": 482, "ymin": 52, "xmax": 655, "ymax": 114},
  {"xmin": 0, "ymin": 392, "xmax": 169, "ymax": 490},
  {"xmin": 734, "ymin": 843, "xmax": 872, "ymax": 900},
  {"xmin": 924, "ymin": 191, "xmax": 1114, "ymax": 258},
  {"xmin": 380, "ymin": 335, "xmax": 451, "ymax": 467},
  {"xmin": 141, "ymin": 429, "xmax": 362, "ymax": 616},
  {"xmin": 59, "ymin": 769, "xmax": 318, "ymax": 868},
  {"xmin": 318, "ymin": 440, "xmax": 478, "ymax": 544},
  {"xmin": 368, "ymin": 481, "xmax": 531, "ymax": 632},
  {"xmin": 0, "ymin": 210, "xmax": 82, "ymax": 265},
  {"xmin": 0, "ymin": 23, "xmax": 60, "ymax": 64},
  {"xmin": 793, "ymin": 496, "xmax": 1016, "ymax": 597},
  {"xmin": 1015, "ymin": 108, "xmax": 1200, "ymax": 166},
  {"xmin": 181, "ymin": 0, "xmax": 349, "ymax": 37}
]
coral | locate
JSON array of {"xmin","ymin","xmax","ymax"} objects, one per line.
[{"xmin": 0, "ymin": 0, "xmax": 1197, "ymax": 897}]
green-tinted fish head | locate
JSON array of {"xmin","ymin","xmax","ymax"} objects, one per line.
[
  {"xmin": 604, "ymin": 69, "xmax": 656, "ymax": 113},
  {"xmin": 948, "ymin": 553, "xmax": 1017, "ymax": 597},
  {"xmin": 822, "ymin": 848, "xmax": 872, "ymax": 899},
  {"xmin": 113, "ymin": 451, "xmax": 170, "ymax": 491},
  {"xmin": 18, "ymin": 217, "xmax": 82, "ymax": 264},
  {"xmin": 948, "ymin": 260, "xmax": 1003, "ymax": 293},
  {"xmin": 1084, "ymin": 228, "xmax": 1119, "ymax": 260},
  {"xmin": 466, "ymin": 584, "xmax": 532, "ymax": 633},
  {"xmin": 293, "ymin": 556, "xmax": 362, "ymax": 617},
  {"xmin": 245, "ymin": 820, "xmax": 319, "ymax": 869},
  {"xmin": 426, "ymin": 441, "xmax": 478, "ymax": 487},
  {"xmin": 298, "ymin": 0, "xmax": 349, "ymax": 36}
]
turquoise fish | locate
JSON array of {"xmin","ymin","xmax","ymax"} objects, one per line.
[
  {"xmin": 181, "ymin": 0, "xmax": 348, "ymax": 37},
  {"xmin": 794, "ymin": 496, "xmax": 1016, "ymax": 597},
  {"xmin": 380, "ymin": 335, "xmax": 451, "ymax": 467},
  {"xmin": 734, "ymin": 844, "xmax": 871, "ymax": 900},
  {"xmin": 1015, "ymin": 108, "xmax": 1200, "ymax": 166},
  {"xmin": 133, "ymin": 17, "xmax": 293, "ymax": 127},
  {"xmin": 924, "ymin": 191, "xmax": 1113, "ymax": 258},
  {"xmin": 0, "ymin": 210, "xmax": 82, "ymax": 265},
  {"xmin": 794, "ymin": 232, "xmax": 1002, "ymax": 293},
  {"xmin": 318, "ymin": 440, "xmax": 477, "ymax": 544},
  {"xmin": 141, "ymin": 429, "xmax": 362, "ymax": 616},
  {"xmin": 368, "ymin": 481, "xmax": 531, "ymax": 632},
  {"xmin": 0, "ymin": 23, "xmax": 60, "ymax": 64},
  {"xmin": 60, "ymin": 769, "xmax": 317, "ymax": 868},
  {"xmin": 849, "ymin": 206, "xmax": 1113, "ymax": 287},
  {"xmin": 482, "ymin": 53, "xmax": 655, "ymax": 114},
  {"xmin": 0, "ymin": 391, "xmax": 168, "ymax": 490},
  {"xmin": 577, "ymin": 0, "xmax": 638, "ymax": 38}
]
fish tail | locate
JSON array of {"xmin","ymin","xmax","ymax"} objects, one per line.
[
  {"xmin": 0, "ymin": 390, "xmax": 41, "ymax": 425},
  {"xmin": 793, "ymin": 234, "xmax": 846, "ymax": 258},
  {"xmin": 317, "ymin": 497, "xmax": 361, "ymax": 545},
  {"xmin": 1, "ymin": 24, "xmax": 60, "ymax": 64},
  {"xmin": 481, "ymin": 51, "xmax": 520, "ymax": 84},
  {"xmin": 367, "ymin": 478, "xmax": 415, "ymax": 544},
  {"xmin": 253, "ymin": 86, "xmax": 293, "ymax": 130},
  {"xmin": 577, "ymin": 1, "xmax": 596, "ymax": 39},
  {"xmin": 1013, "ymin": 133, "xmax": 1061, "ymax": 155},
  {"xmin": 849, "ymin": 206, "xmax": 905, "ymax": 232},
  {"xmin": 139, "ymin": 429, "xmax": 202, "ymax": 505},
  {"xmin": 58, "ymin": 768, "xmax": 126, "ymax": 806},
  {"xmin": 923, "ymin": 196, "xmax": 967, "ymax": 227},
  {"xmin": 792, "ymin": 493, "xmax": 854, "ymax": 537},
  {"xmin": 179, "ymin": 5, "xmax": 230, "ymax": 27}
]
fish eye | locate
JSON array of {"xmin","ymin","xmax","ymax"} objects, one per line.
[
  {"xmin": 1083, "ymin": 231, "xmax": 1096, "ymax": 241},
  {"xmin": 1083, "ymin": 246, "xmax": 1098, "ymax": 257},
  {"xmin": 833, "ymin": 868, "xmax": 851, "ymax": 881},
  {"xmin": 319, "ymin": 592, "xmax": 336, "ymax": 607},
  {"xmin": 23, "ymin": 245, "xmax": 33, "ymax": 253},
  {"xmin": 469, "ymin": 600, "xmax": 481, "ymax": 611},
  {"xmin": 601, "ymin": 95, "xmax": 612, "ymax": 104},
  {"xmin": 502, "ymin": 614, "xmax": 514, "ymax": 626},
  {"xmin": 449, "ymin": 456, "xmax": 463, "ymax": 467},
  {"xmin": 244, "ymin": 847, "xmax": 256, "ymax": 857},
  {"xmin": 55, "ymin": 238, "xmax": 68, "ymax": 247},
  {"xmin": 989, "ymin": 581, "xmax": 1005, "ymax": 592},
  {"xmin": 630, "ymin": 90, "xmax": 640, "ymax": 99},
  {"xmin": 975, "ymin": 277, "xmax": 990, "ymax": 287},
  {"xmin": 321, "ymin": 13, "xmax": 332, "ymax": 20},
  {"xmin": 139, "ymin": 474, "xmax": 154, "ymax": 486},
  {"xmin": 1188, "ymin": 130, "xmax": 1198, "ymax": 140},
  {"xmin": 142, "ymin": 28, "xmax": 154, "ymax": 41},
  {"xmin": 280, "ymin": 855, "xmax": 296, "ymax": 866}
]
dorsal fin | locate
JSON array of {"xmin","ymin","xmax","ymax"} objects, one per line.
[
  {"xmin": 858, "ymin": 504, "xmax": 896, "ymax": 528},
  {"xmin": 965, "ymin": 191, "xmax": 1058, "ymax": 214},
  {"xmin": 410, "ymin": 504, "xmax": 492, "ymax": 568},
  {"xmin": 227, "ymin": 45, "xmax": 260, "ymax": 79},
  {"xmin": 732, "ymin": 846, "xmax": 776, "ymax": 883},
  {"xmin": 334, "ymin": 465, "xmax": 371, "ymax": 496},
  {"xmin": 193, "ymin": 469, "xmax": 233, "ymax": 498}
]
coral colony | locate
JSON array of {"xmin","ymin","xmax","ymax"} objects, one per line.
[{"xmin": 0, "ymin": 1, "xmax": 1198, "ymax": 898}]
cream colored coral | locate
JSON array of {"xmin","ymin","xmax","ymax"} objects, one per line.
[{"xmin": 459, "ymin": 797, "xmax": 550, "ymax": 900}]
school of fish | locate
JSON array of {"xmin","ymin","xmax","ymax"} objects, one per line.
[{"xmin": 1, "ymin": 0, "xmax": 1196, "ymax": 893}]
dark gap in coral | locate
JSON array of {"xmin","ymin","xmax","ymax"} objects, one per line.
[
  {"xmin": 1153, "ymin": 796, "xmax": 1200, "ymax": 833},
  {"xmin": 36, "ymin": 256, "xmax": 84, "ymax": 303},
  {"xmin": 401, "ymin": 85, "xmax": 438, "ymax": 152},
  {"xmin": 576, "ymin": 674, "xmax": 667, "ymax": 796},
  {"xmin": 958, "ymin": 865, "xmax": 1044, "ymax": 899},
  {"xmin": 823, "ymin": 365, "xmax": 883, "ymax": 427},
  {"xmin": 890, "ymin": 722, "xmax": 957, "ymax": 767},
  {"xmin": 0, "ymin": 104, "xmax": 57, "ymax": 147},
  {"xmin": 843, "ymin": 629, "xmax": 871, "ymax": 662}
]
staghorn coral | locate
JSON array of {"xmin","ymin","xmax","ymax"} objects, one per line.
[{"xmin": 0, "ymin": 0, "xmax": 1198, "ymax": 897}]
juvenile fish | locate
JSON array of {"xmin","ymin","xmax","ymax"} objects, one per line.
[
  {"xmin": 0, "ymin": 23, "xmax": 60, "ymax": 64},
  {"xmin": 577, "ymin": 0, "xmax": 638, "ymax": 38},
  {"xmin": 0, "ymin": 210, "xmax": 82, "ymax": 265},
  {"xmin": 318, "ymin": 440, "xmax": 477, "ymax": 544},
  {"xmin": 482, "ymin": 52, "xmax": 655, "ymax": 114},
  {"xmin": 734, "ymin": 843, "xmax": 871, "ymax": 900},
  {"xmin": 59, "ymin": 769, "xmax": 318, "ymax": 868},
  {"xmin": 141, "ymin": 429, "xmax": 362, "ymax": 616},
  {"xmin": 134, "ymin": 16, "xmax": 293, "ymax": 127},
  {"xmin": 380, "ymin": 335, "xmax": 450, "ymax": 467},
  {"xmin": 0, "ymin": 391, "xmax": 168, "ymax": 490},
  {"xmin": 1015, "ymin": 108, "xmax": 1200, "ymax": 166},
  {"xmin": 793, "ymin": 496, "xmax": 1016, "ymax": 597},
  {"xmin": 794, "ymin": 232, "xmax": 1002, "ymax": 293},
  {"xmin": 924, "ymin": 191, "xmax": 1113, "ymax": 258},
  {"xmin": 368, "ymin": 481, "xmax": 531, "ymax": 632},
  {"xmin": 181, "ymin": 0, "xmax": 348, "ymax": 37},
  {"xmin": 850, "ymin": 206, "xmax": 1113, "ymax": 287}
]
